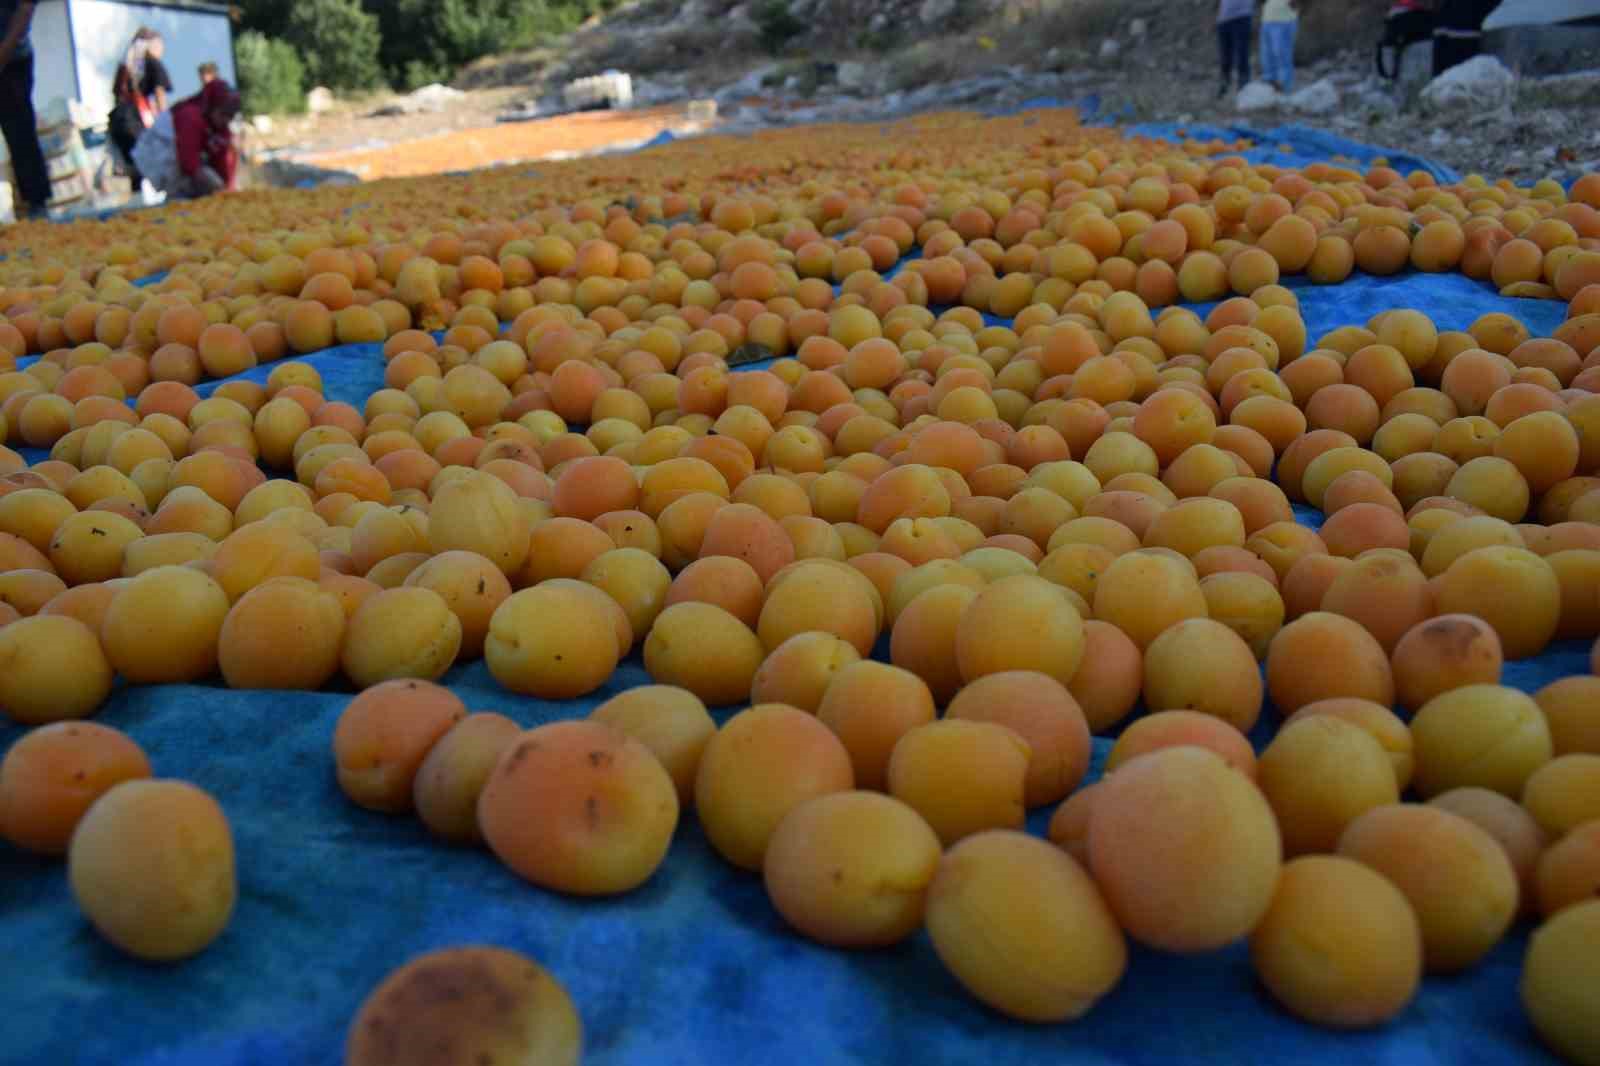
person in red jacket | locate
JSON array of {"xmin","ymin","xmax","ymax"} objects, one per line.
[{"xmin": 171, "ymin": 78, "xmax": 239, "ymax": 199}]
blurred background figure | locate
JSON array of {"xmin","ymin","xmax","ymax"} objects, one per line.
[
  {"xmin": 1260, "ymin": 0, "xmax": 1301, "ymax": 92},
  {"xmin": 171, "ymin": 78, "xmax": 240, "ymax": 199},
  {"xmin": 198, "ymin": 61, "xmax": 218, "ymax": 86},
  {"xmin": 122, "ymin": 28, "xmax": 171, "ymax": 124},
  {"xmin": 0, "ymin": 0, "xmax": 51, "ymax": 218},
  {"xmin": 1433, "ymin": 0, "xmax": 1498, "ymax": 75},
  {"xmin": 1217, "ymin": 0, "xmax": 1254, "ymax": 98}
]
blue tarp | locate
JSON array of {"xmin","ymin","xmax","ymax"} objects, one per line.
[{"xmin": 1, "ymin": 123, "xmax": 1590, "ymax": 1066}]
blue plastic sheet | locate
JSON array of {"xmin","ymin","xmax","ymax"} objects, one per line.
[{"xmin": 1, "ymin": 130, "xmax": 1592, "ymax": 1066}]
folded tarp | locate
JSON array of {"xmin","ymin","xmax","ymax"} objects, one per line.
[{"xmin": 1484, "ymin": 0, "xmax": 1600, "ymax": 29}]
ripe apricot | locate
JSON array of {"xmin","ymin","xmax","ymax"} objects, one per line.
[
  {"xmin": 479, "ymin": 720, "xmax": 677, "ymax": 896},
  {"xmin": 926, "ymin": 830, "xmax": 1126, "ymax": 1022},
  {"xmin": 0, "ymin": 722, "xmax": 151, "ymax": 854},
  {"xmin": 1089, "ymin": 746, "xmax": 1281, "ymax": 953},
  {"xmin": 693, "ymin": 703, "xmax": 854, "ymax": 871}
]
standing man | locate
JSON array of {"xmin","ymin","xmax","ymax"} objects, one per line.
[
  {"xmin": 0, "ymin": 0, "xmax": 50, "ymax": 219},
  {"xmin": 1217, "ymin": 0, "xmax": 1254, "ymax": 99}
]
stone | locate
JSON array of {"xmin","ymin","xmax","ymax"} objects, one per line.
[
  {"xmin": 836, "ymin": 61, "xmax": 871, "ymax": 92},
  {"xmin": 1421, "ymin": 54, "xmax": 1516, "ymax": 110},
  {"xmin": 306, "ymin": 87, "xmax": 334, "ymax": 114},
  {"xmin": 1099, "ymin": 38, "xmax": 1120, "ymax": 60},
  {"xmin": 1129, "ymin": 18, "xmax": 1148, "ymax": 37},
  {"xmin": 919, "ymin": 0, "xmax": 958, "ymax": 24},
  {"xmin": 1236, "ymin": 80, "xmax": 1281, "ymax": 111},
  {"xmin": 1286, "ymin": 78, "xmax": 1339, "ymax": 114}
]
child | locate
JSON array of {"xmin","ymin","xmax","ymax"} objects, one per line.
[
  {"xmin": 1217, "ymin": 0, "xmax": 1253, "ymax": 98},
  {"xmin": 1261, "ymin": 0, "xmax": 1299, "ymax": 92}
]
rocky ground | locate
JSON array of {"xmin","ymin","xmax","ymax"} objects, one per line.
[{"xmin": 238, "ymin": 0, "xmax": 1600, "ymax": 188}]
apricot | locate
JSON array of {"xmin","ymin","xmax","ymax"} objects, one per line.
[
  {"xmin": 1104, "ymin": 711, "xmax": 1256, "ymax": 779},
  {"xmin": 68, "ymin": 779, "xmax": 234, "ymax": 961},
  {"xmin": 1522, "ymin": 900, "xmax": 1600, "ymax": 1066},
  {"xmin": 1538, "ymin": 677, "xmax": 1600, "ymax": 756},
  {"xmin": 1092, "ymin": 550, "xmax": 1208, "ymax": 650},
  {"xmin": 210, "ymin": 521, "xmax": 321, "ymax": 603},
  {"xmin": 1319, "ymin": 551, "xmax": 1432, "ymax": 655},
  {"xmin": 758, "ymin": 560, "xmax": 878, "ymax": 657},
  {"xmin": 428, "ymin": 472, "xmax": 531, "ymax": 576},
  {"xmin": 887, "ymin": 720, "xmax": 1030, "ymax": 846},
  {"xmin": 1089, "ymin": 746, "xmax": 1281, "ymax": 953},
  {"xmin": 946, "ymin": 669, "xmax": 1089, "ymax": 808},
  {"xmin": 1435, "ymin": 546, "xmax": 1559, "ymax": 659},
  {"xmin": 0, "ymin": 721, "xmax": 151, "ymax": 854},
  {"xmin": 99, "ymin": 566, "xmax": 229, "ymax": 685},
  {"xmin": 411, "ymin": 712, "xmax": 523, "ymax": 844},
  {"xmin": 645, "ymin": 601, "xmax": 764, "ymax": 706},
  {"xmin": 1064, "ymin": 618, "xmax": 1143, "ymax": 733},
  {"xmin": 1338, "ymin": 804, "xmax": 1517, "ymax": 974},
  {"xmin": 341, "ymin": 586, "xmax": 463, "ymax": 688},
  {"xmin": 693, "ymin": 703, "xmax": 854, "ymax": 870},
  {"xmin": 332, "ymin": 679, "xmax": 466, "ymax": 813},
  {"xmin": 926, "ymin": 830, "xmax": 1126, "ymax": 1022},
  {"xmin": 1522, "ymin": 755, "xmax": 1600, "ymax": 839},
  {"xmin": 344, "ymin": 946, "xmax": 581, "ymax": 1066},
  {"xmin": 1534, "ymin": 823, "xmax": 1600, "ymax": 919},
  {"xmin": 1411, "ymin": 684, "xmax": 1552, "ymax": 799},
  {"xmin": 749, "ymin": 630, "xmax": 861, "ymax": 713},
  {"xmin": 954, "ymin": 575, "xmax": 1084, "ymax": 686},
  {"xmin": 1142, "ymin": 617, "xmax": 1263, "ymax": 732},
  {"xmin": 816, "ymin": 661, "xmax": 936, "ymax": 790},
  {"xmin": 218, "ymin": 576, "xmax": 345, "ymax": 690},
  {"xmin": 485, "ymin": 583, "xmax": 618, "ymax": 699},
  {"xmin": 1384, "ymin": 606, "xmax": 1502, "ymax": 707},
  {"xmin": 589, "ymin": 686, "xmax": 716, "ymax": 808},
  {"xmin": 479, "ymin": 720, "xmax": 678, "ymax": 896},
  {"xmin": 1429, "ymin": 787, "xmax": 1548, "ymax": 914},
  {"xmin": 1250, "ymin": 856, "xmax": 1422, "ymax": 1029},
  {"xmin": 1198, "ymin": 571, "xmax": 1284, "ymax": 660},
  {"xmin": 1258, "ymin": 716, "xmax": 1399, "ymax": 857},
  {"xmin": 764, "ymin": 791, "xmax": 941, "ymax": 948},
  {"xmin": 1266, "ymin": 612, "xmax": 1394, "ymax": 714}
]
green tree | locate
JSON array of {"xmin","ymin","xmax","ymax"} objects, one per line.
[
  {"xmin": 287, "ymin": 0, "xmax": 385, "ymax": 91},
  {"xmin": 234, "ymin": 32, "xmax": 306, "ymax": 115}
]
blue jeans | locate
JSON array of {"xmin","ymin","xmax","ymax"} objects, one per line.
[{"xmin": 1261, "ymin": 19, "xmax": 1297, "ymax": 90}]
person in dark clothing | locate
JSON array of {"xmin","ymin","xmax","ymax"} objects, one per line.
[
  {"xmin": 1432, "ymin": 0, "xmax": 1498, "ymax": 76},
  {"xmin": 108, "ymin": 64, "xmax": 146, "ymax": 190},
  {"xmin": 0, "ymin": 0, "xmax": 50, "ymax": 218},
  {"xmin": 1217, "ymin": 0, "xmax": 1254, "ymax": 98},
  {"xmin": 138, "ymin": 33, "xmax": 171, "ymax": 115}
]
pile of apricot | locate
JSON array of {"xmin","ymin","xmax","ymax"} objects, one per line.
[{"xmin": 2, "ymin": 111, "xmax": 1600, "ymax": 1062}]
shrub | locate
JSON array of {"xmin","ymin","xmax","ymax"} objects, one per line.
[
  {"xmin": 287, "ymin": 0, "xmax": 385, "ymax": 91},
  {"xmin": 235, "ymin": 32, "xmax": 307, "ymax": 115},
  {"xmin": 754, "ymin": 0, "xmax": 806, "ymax": 55}
]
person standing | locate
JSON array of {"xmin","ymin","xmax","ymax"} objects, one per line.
[
  {"xmin": 1432, "ymin": 0, "xmax": 1497, "ymax": 76},
  {"xmin": 1218, "ymin": 0, "xmax": 1254, "ymax": 99},
  {"xmin": 138, "ymin": 31, "xmax": 171, "ymax": 116},
  {"xmin": 0, "ymin": 0, "xmax": 50, "ymax": 219},
  {"xmin": 1261, "ymin": 0, "xmax": 1300, "ymax": 92}
]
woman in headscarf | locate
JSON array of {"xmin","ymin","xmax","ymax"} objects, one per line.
[
  {"xmin": 121, "ymin": 28, "xmax": 170, "ymax": 126},
  {"xmin": 170, "ymin": 79, "xmax": 241, "ymax": 199}
]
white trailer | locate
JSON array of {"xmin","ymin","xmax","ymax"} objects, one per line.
[{"xmin": 29, "ymin": 0, "xmax": 237, "ymax": 124}]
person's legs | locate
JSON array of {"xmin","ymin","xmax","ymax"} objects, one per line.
[
  {"xmin": 1265, "ymin": 21, "xmax": 1296, "ymax": 91},
  {"xmin": 1231, "ymin": 18, "xmax": 1252, "ymax": 84},
  {"xmin": 0, "ymin": 56, "xmax": 52, "ymax": 214},
  {"xmin": 1218, "ymin": 17, "xmax": 1250, "ymax": 91},
  {"xmin": 1260, "ymin": 24, "xmax": 1280, "ymax": 88}
]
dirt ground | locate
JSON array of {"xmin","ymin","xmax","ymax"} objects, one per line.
[{"xmin": 293, "ymin": 105, "xmax": 694, "ymax": 180}]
